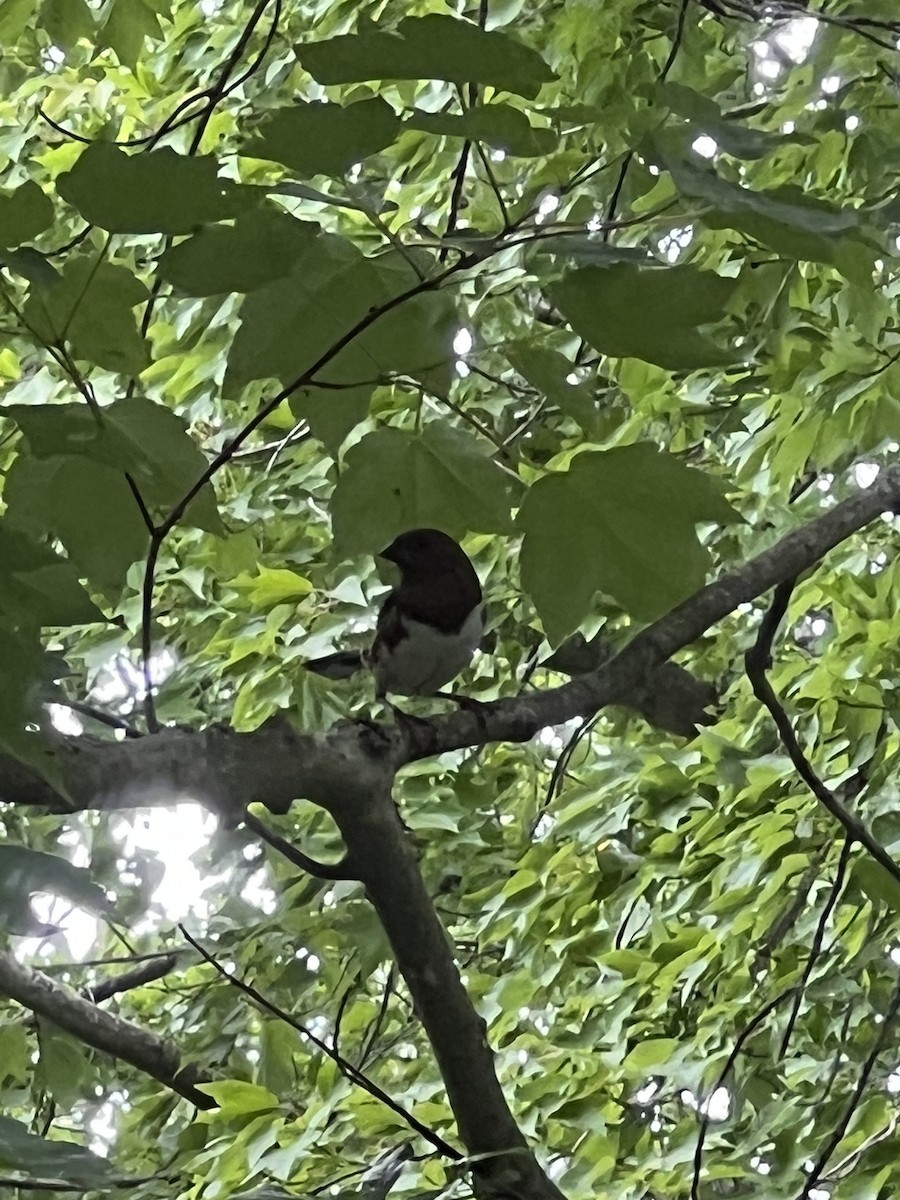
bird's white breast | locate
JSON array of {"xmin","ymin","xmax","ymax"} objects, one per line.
[{"xmin": 373, "ymin": 604, "xmax": 485, "ymax": 697}]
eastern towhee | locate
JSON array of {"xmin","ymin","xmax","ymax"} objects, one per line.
[{"xmin": 305, "ymin": 528, "xmax": 486, "ymax": 706}]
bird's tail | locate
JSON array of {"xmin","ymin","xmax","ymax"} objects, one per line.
[{"xmin": 305, "ymin": 649, "xmax": 365, "ymax": 680}]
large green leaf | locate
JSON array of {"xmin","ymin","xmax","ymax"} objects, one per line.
[
  {"xmin": 0, "ymin": 524, "xmax": 105, "ymax": 628},
  {"xmin": 0, "ymin": 1115, "xmax": 119, "ymax": 1184},
  {"xmin": 40, "ymin": 0, "xmax": 95, "ymax": 50},
  {"xmin": 518, "ymin": 443, "xmax": 741, "ymax": 641},
  {"xmin": 23, "ymin": 258, "xmax": 149, "ymax": 376},
  {"xmin": 98, "ymin": 0, "xmax": 166, "ymax": 69},
  {"xmin": 295, "ymin": 15, "xmax": 555, "ymax": 98},
  {"xmin": 289, "ymin": 381, "xmax": 373, "ymax": 456},
  {"xmin": 406, "ymin": 105, "xmax": 556, "ymax": 157},
  {"xmin": 331, "ymin": 422, "xmax": 517, "ymax": 554},
  {"xmin": 56, "ymin": 142, "xmax": 259, "ymax": 234},
  {"xmin": 226, "ymin": 237, "xmax": 456, "ymax": 396},
  {"xmin": 548, "ymin": 263, "xmax": 741, "ymax": 370},
  {"xmin": 0, "ymin": 182, "xmax": 53, "ymax": 248},
  {"xmin": 4, "ymin": 399, "xmax": 221, "ymax": 533},
  {"xmin": 655, "ymin": 144, "xmax": 874, "ymax": 283},
  {"xmin": 158, "ymin": 209, "xmax": 320, "ymax": 295},
  {"xmin": 0, "ymin": 843, "xmax": 112, "ymax": 935},
  {"xmin": 242, "ymin": 100, "xmax": 401, "ymax": 177},
  {"xmin": 3, "ymin": 455, "xmax": 149, "ymax": 593}
]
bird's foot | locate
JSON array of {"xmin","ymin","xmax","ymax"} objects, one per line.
[
  {"xmin": 385, "ymin": 701, "xmax": 434, "ymax": 732},
  {"xmin": 434, "ymin": 691, "xmax": 490, "ymax": 732}
]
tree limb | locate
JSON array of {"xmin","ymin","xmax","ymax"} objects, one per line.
[
  {"xmin": 0, "ymin": 949, "xmax": 214, "ymax": 1109},
  {"xmin": 3, "ymin": 465, "xmax": 899, "ymax": 822}
]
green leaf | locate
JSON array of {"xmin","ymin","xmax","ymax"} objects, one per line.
[
  {"xmin": 0, "ymin": 247, "xmax": 60, "ymax": 285},
  {"xmin": 548, "ymin": 263, "xmax": 741, "ymax": 370},
  {"xmin": 242, "ymin": 99, "xmax": 401, "ymax": 177},
  {"xmin": 0, "ymin": 0, "xmax": 35, "ymax": 41},
  {"xmin": 107, "ymin": 397, "xmax": 222, "ymax": 533},
  {"xmin": 506, "ymin": 343, "xmax": 596, "ymax": 428},
  {"xmin": 34, "ymin": 1030, "xmax": 92, "ymax": 1111},
  {"xmin": 295, "ymin": 14, "xmax": 555, "ymax": 99},
  {"xmin": 331, "ymin": 422, "xmax": 516, "ymax": 555},
  {"xmin": 228, "ymin": 567, "xmax": 313, "ymax": 608},
  {"xmin": 56, "ymin": 142, "xmax": 259, "ymax": 234},
  {"xmin": 621, "ymin": 1037, "xmax": 680, "ymax": 1074},
  {"xmin": 98, "ymin": 0, "xmax": 166, "ymax": 70},
  {"xmin": 518, "ymin": 443, "xmax": 741, "ymax": 640},
  {"xmin": 198, "ymin": 1080, "xmax": 281, "ymax": 1116},
  {"xmin": 0, "ymin": 182, "xmax": 54, "ymax": 248},
  {"xmin": 406, "ymin": 105, "xmax": 556, "ymax": 157},
  {"xmin": 655, "ymin": 146, "xmax": 873, "ymax": 282},
  {"xmin": 289, "ymin": 381, "xmax": 373, "ymax": 456},
  {"xmin": 0, "ymin": 843, "xmax": 111, "ymax": 935},
  {"xmin": 4, "ymin": 399, "xmax": 221, "ymax": 533},
  {"xmin": 850, "ymin": 858, "xmax": 900, "ymax": 914},
  {"xmin": 226, "ymin": 237, "xmax": 456, "ymax": 397},
  {"xmin": 655, "ymin": 83, "xmax": 787, "ymax": 160},
  {"xmin": 40, "ymin": 0, "xmax": 94, "ymax": 50},
  {"xmin": 0, "ymin": 1115, "xmax": 118, "ymax": 1184},
  {"xmin": 23, "ymin": 258, "xmax": 149, "ymax": 375},
  {"xmin": 158, "ymin": 209, "xmax": 320, "ymax": 295},
  {"xmin": 0, "ymin": 523, "xmax": 105, "ymax": 628},
  {"xmin": 4, "ymin": 455, "xmax": 149, "ymax": 593}
]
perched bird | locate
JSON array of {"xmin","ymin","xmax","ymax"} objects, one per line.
[{"xmin": 305, "ymin": 528, "xmax": 485, "ymax": 703}]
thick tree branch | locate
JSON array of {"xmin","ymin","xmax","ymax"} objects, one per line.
[
  {"xmin": 337, "ymin": 781, "xmax": 566, "ymax": 1200},
  {"xmin": 3, "ymin": 466, "xmax": 899, "ymax": 822},
  {"xmin": 0, "ymin": 950, "xmax": 214, "ymax": 1109}
]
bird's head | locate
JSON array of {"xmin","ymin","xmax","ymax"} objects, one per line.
[{"xmin": 379, "ymin": 528, "xmax": 465, "ymax": 575}]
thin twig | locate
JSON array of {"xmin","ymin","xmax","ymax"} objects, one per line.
[
  {"xmin": 744, "ymin": 581, "xmax": 900, "ymax": 888},
  {"xmin": 691, "ymin": 987, "xmax": 799, "ymax": 1200},
  {"xmin": 796, "ymin": 976, "xmax": 900, "ymax": 1199},
  {"xmin": 179, "ymin": 925, "xmax": 462, "ymax": 1160},
  {"xmin": 243, "ymin": 811, "xmax": 354, "ymax": 880}
]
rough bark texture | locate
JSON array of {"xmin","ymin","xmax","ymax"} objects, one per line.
[{"xmin": 0, "ymin": 950, "xmax": 213, "ymax": 1108}]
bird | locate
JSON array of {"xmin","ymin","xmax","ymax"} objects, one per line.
[{"xmin": 305, "ymin": 528, "xmax": 485, "ymax": 706}]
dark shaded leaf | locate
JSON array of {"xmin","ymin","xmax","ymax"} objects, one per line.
[
  {"xmin": 0, "ymin": 843, "xmax": 111, "ymax": 935},
  {"xmin": 227, "ymin": 237, "xmax": 456, "ymax": 397},
  {"xmin": 158, "ymin": 209, "xmax": 320, "ymax": 295},
  {"xmin": 0, "ymin": 1114, "xmax": 120, "ymax": 1184},
  {"xmin": 56, "ymin": 142, "xmax": 259, "ymax": 234},
  {"xmin": 0, "ymin": 182, "xmax": 54, "ymax": 248},
  {"xmin": 331, "ymin": 422, "xmax": 516, "ymax": 555},
  {"xmin": 242, "ymin": 100, "xmax": 401, "ymax": 177},
  {"xmin": 549, "ymin": 263, "xmax": 741, "ymax": 370},
  {"xmin": 406, "ymin": 105, "xmax": 556, "ymax": 157},
  {"xmin": 23, "ymin": 258, "xmax": 149, "ymax": 375},
  {"xmin": 295, "ymin": 15, "xmax": 555, "ymax": 99},
  {"xmin": 518, "ymin": 443, "xmax": 741, "ymax": 640}
]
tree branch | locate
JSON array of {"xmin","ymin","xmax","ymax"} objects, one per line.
[
  {"xmin": 4, "ymin": 465, "xmax": 900, "ymax": 823},
  {"xmin": 336, "ymin": 780, "xmax": 566, "ymax": 1200},
  {"xmin": 0, "ymin": 949, "xmax": 214, "ymax": 1109}
]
